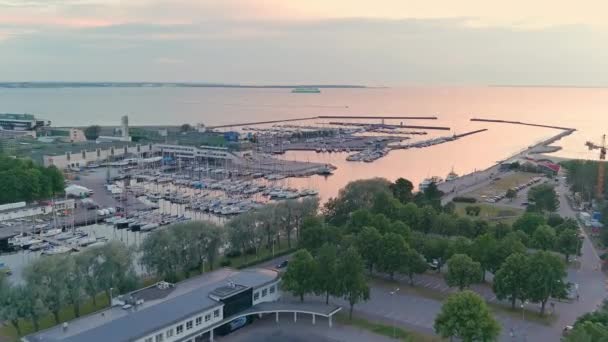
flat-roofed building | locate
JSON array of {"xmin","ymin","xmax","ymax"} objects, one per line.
[
  {"xmin": 23, "ymin": 268, "xmax": 282, "ymax": 342},
  {"xmin": 0, "ymin": 113, "xmax": 50, "ymax": 131},
  {"xmin": 23, "ymin": 267, "xmax": 341, "ymax": 342}
]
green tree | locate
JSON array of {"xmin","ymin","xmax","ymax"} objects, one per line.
[
  {"xmin": 371, "ymin": 191, "xmax": 401, "ymax": 219},
  {"xmin": 423, "ymin": 236, "xmax": 451, "ymax": 272},
  {"xmin": 532, "ymin": 224, "xmax": 556, "ymax": 251},
  {"xmin": 465, "ymin": 205, "xmax": 481, "ymax": 216},
  {"xmin": 180, "ymin": 123, "xmax": 193, "ymax": 132},
  {"xmin": 0, "ymin": 285, "xmax": 27, "ymax": 336},
  {"xmin": 313, "ymin": 244, "xmax": 339, "ymax": 304},
  {"xmin": 526, "ymin": 251, "xmax": 568, "ymax": 315},
  {"xmin": 471, "ymin": 234, "xmax": 498, "ymax": 281},
  {"xmin": 388, "ymin": 221, "xmax": 411, "ymax": 241},
  {"xmin": 489, "ymin": 234, "xmax": 527, "ymax": 274},
  {"xmin": 402, "ymin": 248, "xmax": 428, "ymax": 285},
  {"xmin": 65, "ymin": 256, "xmax": 86, "ymax": 318},
  {"xmin": 557, "ymin": 229, "xmax": 582, "ymax": 262},
  {"xmin": 566, "ymin": 321, "xmax": 608, "ymax": 342},
  {"xmin": 355, "ymin": 226, "xmax": 382, "ymax": 273},
  {"xmin": 300, "ymin": 217, "xmax": 334, "ymax": 254},
  {"xmin": 140, "ymin": 229, "xmax": 181, "ymax": 281},
  {"xmin": 24, "ymin": 255, "xmax": 70, "ymax": 324},
  {"xmin": 282, "ymin": 249, "xmax": 315, "ymax": 302},
  {"xmin": 84, "ymin": 125, "xmax": 101, "ymax": 140},
  {"xmin": 390, "ymin": 177, "xmax": 414, "ymax": 203},
  {"xmin": 445, "ymin": 254, "xmax": 482, "ymax": 290},
  {"xmin": 377, "ymin": 233, "xmax": 408, "ymax": 280},
  {"xmin": 336, "ymin": 246, "xmax": 370, "ymax": 320},
  {"xmin": 397, "ymin": 202, "xmax": 420, "ymax": 229},
  {"xmin": 506, "ymin": 188, "xmax": 518, "ymax": 201},
  {"xmin": 513, "ymin": 212, "xmax": 546, "ymax": 236},
  {"xmin": 21, "ymin": 283, "xmax": 48, "ymax": 331},
  {"xmin": 528, "ymin": 183, "xmax": 559, "ymax": 212},
  {"xmin": 96, "ymin": 242, "xmax": 138, "ymax": 302},
  {"xmin": 323, "ymin": 178, "xmax": 392, "ymax": 226},
  {"xmin": 434, "ymin": 290, "xmax": 500, "ymax": 342},
  {"xmin": 493, "ymin": 253, "xmax": 530, "ymax": 309},
  {"xmin": 547, "ymin": 213, "xmax": 565, "ymax": 227}
]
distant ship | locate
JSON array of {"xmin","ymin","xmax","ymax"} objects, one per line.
[
  {"xmin": 291, "ymin": 87, "xmax": 321, "ymax": 94},
  {"xmin": 419, "ymin": 176, "xmax": 443, "ymax": 191}
]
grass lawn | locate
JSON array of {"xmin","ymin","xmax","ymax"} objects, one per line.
[
  {"xmin": 454, "ymin": 202, "xmax": 524, "ymax": 224},
  {"xmin": 335, "ymin": 312, "xmax": 443, "ymax": 342}
]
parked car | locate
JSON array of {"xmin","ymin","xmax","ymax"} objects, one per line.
[
  {"xmin": 428, "ymin": 259, "xmax": 439, "ymax": 270},
  {"xmin": 276, "ymin": 260, "xmax": 289, "ymax": 269}
]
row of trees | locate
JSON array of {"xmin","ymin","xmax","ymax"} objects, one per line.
[
  {"xmin": 282, "ymin": 246, "xmax": 370, "ymax": 319},
  {"xmin": 0, "ymin": 242, "xmax": 136, "ymax": 334},
  {"xmin": 0, "ymin": 154, "xmax": 64, "ymax": 204},
  {"xmin": 140, "ymin": 198, "xmax": 318, "ymax": 283},
  {"xmin": 226, "ymin": 198, "xmax": 318, "ymax": 254},
  {"xmin": 493, "ymin": 251, "xmax": 568, "ymax": 315},
  {"xmin": 562, "ymin": 159, "xmax": 604, "ymax": 200},
  {"xmin": 140, "ymin": 221, "xmax": 224, "ymax": 282}
]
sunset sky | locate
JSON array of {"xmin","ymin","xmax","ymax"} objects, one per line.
[{"xmin": 1, "ymin": 0, "xmax": 607, "ymax": 85}]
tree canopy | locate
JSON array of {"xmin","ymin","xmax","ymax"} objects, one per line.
[
  {"xmin": 84, "ymin": 125, "xmax": 101, "ymax": 140},
  {"xmin": 434, "ymin": 290, "xmax": 500, "ymax": 342},
  {"xmin": 0, "ymin": 155, "xmax": 64, "ymax": 204},
  {"xmin": 282, "ymin": 249, "xmax": 315, "ymax": 302},
  {"xmin": 493, "ymin": 253, "xmax": 530, "ymax": 309},
  {"xmin": 336, "ymin": 246, "xmax": 370, "ymax": 320},
  {"xmin": 445, "ymin": 254, "xmax": 482, "ymax": 290},
  {"xmin": 527, "ymin": 183, "xmax": 559, "ymax": 213}
]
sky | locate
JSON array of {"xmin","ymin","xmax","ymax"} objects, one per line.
[{"xmin": 1, "ymin": 0, "xmax": 608, "ymax": 85}]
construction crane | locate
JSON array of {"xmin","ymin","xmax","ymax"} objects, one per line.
[{"xmin": 586, "ymin": 134, "xmax": 606, "ymax": 199}]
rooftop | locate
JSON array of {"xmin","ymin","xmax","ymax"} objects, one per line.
[
  {"xmin": 23, "ymin": 268, "xmax": 279, "ymax": 342},
  {"xmin": 0, "ymin": 113, "xmax": 37, "ymax": 121}
]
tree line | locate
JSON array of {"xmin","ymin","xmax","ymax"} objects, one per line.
[
  {"xmin": 139, "ymin": 198, "xmax": 319, "ymax": 282},
  {"xmin": 282, "ymin": 246, "xmax": 369, "ymax": 319},
  {"xmin": 0, "ymin": 242, "xmax": 136, "ymax": 335},
  {"xmin": 298, "ymin": 177, "xmax": 577, "ymax": 316},
  {"xmin": 0, "ymin": 154, "xmax": 64, "ymax": 204}
]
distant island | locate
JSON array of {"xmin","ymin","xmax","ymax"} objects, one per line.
[{"xmin": 0, "ymin": 82, "xmax": 366, "ymax": 89}]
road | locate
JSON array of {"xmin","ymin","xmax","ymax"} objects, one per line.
[{"xmin": 221, "ymin": 314, "xmax": 394, "ymax": 342}]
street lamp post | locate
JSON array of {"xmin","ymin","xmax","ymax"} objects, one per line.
[{"xmin": 390, "ymin": 288, "xmax": 400, "ymax": 339}]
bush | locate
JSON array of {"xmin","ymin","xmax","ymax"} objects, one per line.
[
  {"xmin": 453, "ymin": 197, "xmax": 477, "ymax": 203},
  {"xmin": 244, "ymin": 247, "xmax": 257, "ymax": 255},
  {"xmin": 220, "ymin": 259, "xmax": 232, "ymax": 267}
]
